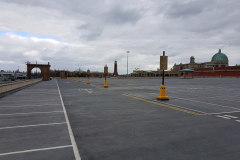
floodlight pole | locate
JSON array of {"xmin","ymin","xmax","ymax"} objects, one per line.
[{"xmin": 127, "ymin": 51, "xmax": 129, "ymax": 77}]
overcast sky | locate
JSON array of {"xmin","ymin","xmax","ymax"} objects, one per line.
[{"xmin": 0, "ymin": 0, "xmax": 240, "ymax": 74}]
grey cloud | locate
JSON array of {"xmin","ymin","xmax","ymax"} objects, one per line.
[
  {"xmin": 0, "ymin": 0, "xmax": 107, "ymax": 17},
  {"xmin": 77, "ymin": 23, "xmax": 104, "ymax": 41},
  {"xmin": 77, "ymin": 23, "xmax": 92, "ymax": 30},
  {"xmin": 80, "ymin": 29, "xmax": 103, "ymax": 41},
  {"xmin": 164, "ymin": 1, "xmax": 208, "ymax": 19},
  {"xmin": 157, "ymin": 45, "xmax": 169, "ymax": 49},
  {"xmin": 103, "ymin": 5, "xmax": 142, "ymax": 25},
  {"xmin": 106, "ymin": 53, "xmax": 125, "ymax": 62}
]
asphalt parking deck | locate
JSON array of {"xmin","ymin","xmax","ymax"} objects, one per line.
[
  {"xmin": 0, "ymin": 80, "xmax": 75, "ymax": 160},
  {"xmin": 1, "ymin": 78, "xmax": 240, "ymax": 159}
]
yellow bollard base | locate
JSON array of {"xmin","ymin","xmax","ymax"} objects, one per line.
[
  {"xmin": 103, "ymin": 80, "xmax": 108, "ymax": 88},
  {"xmin": 157, "ymin": 85, "xmax": 169, "ymax": 100},
  {"xmin": 87, "ymin": 79, "xmax": 90, "ymax": 84},
  {"xmin": 157, "ymin": 96, "xmax": 169, "ymax": 100}
]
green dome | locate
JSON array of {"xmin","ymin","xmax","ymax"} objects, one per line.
[
  {"xmin": 190, "ymin": 56, "xmax": 194, "ymax": 58},
  {"xmin": 211, "ymin": 49, "xmax": 228, "ymax": 61}
]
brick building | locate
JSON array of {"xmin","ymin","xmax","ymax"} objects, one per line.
[
  {"xmin": 173, "ymin": 49, "xmax": 229, "ymax": 71},
  {"xmin": 130, "ymin": 49, "xmax": 239, "ymax": 78},
  {"xmin": 173, "ymin": 49, "xmax": 240, "ymax": 77}
]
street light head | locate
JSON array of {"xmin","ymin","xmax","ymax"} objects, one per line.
[{"xmin": 127, "ymin": 51, "xmax": 129, "ymax": 53}]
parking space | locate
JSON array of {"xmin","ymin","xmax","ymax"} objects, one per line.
[{"xmin": 0, "ymin": 80, "xmax": 76, "ymax": 160}]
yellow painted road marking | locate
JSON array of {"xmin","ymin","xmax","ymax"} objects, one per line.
[{"xmin": 122, "ymin": 94, "xmax": 206, "ymax": 116}]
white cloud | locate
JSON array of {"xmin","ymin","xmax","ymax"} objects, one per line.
[
  {"xmin": 23, "ymin": 50, "xmax": 39, "ymax": 56},
  {"xmin": 30, "ymin": 37, "xmax": 60, "ymax": 45},
  {"xmin": 0, "ymin": 60, "xmax": 14, "ymax": 64},
  {"xmin": 0, "ymin": 0, "xmax": 239, "ymax": 73}
]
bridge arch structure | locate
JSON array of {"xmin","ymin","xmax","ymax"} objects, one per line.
[{"xmin": 27, "ymin": 62, "xmax": 51, "ymax": 81}]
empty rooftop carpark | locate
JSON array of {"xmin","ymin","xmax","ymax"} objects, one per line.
[{"xmin": 0, "ymin": 78, "xmax": 240, "ymax": 160}]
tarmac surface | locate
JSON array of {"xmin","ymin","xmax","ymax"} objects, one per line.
[{"xmin": 0, "ymin": 77, "xmax": 240, "ymax": 160}]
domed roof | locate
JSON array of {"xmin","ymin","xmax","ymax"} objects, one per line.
[
  {"xmin": 190, "ymin": 56, "xmax": 194, "ymax": 58},
  {"xmin": 211, "ymin": 49, "xmax": 228, "ymax": 61}
]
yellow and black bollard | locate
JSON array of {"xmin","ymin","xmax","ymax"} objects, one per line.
[
  {"xmin": 157, "ymin": 51, "xmax": 169, "ymax": 100},
  {"xmin": 103, "ymin": 65, "xmax": 108, "ymax": 88},
  {"xmin": 87, "ymin": 69, "xmax": 90, "ymax": 84},
  {"xmin": 104, "ymin": 80, "xmax": 108, "ymax": 88},
  {"xmin": 157, "ymin": 85, "xmax": 168, "ymax": 100}
]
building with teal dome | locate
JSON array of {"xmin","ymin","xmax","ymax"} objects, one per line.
[
  {"xmin": 211, "ymin": 49, "xmax": 228, "ymax": 61},
  {"xmin": 173, "ymin": 49, "xmax": 229, "ymax": 71}
]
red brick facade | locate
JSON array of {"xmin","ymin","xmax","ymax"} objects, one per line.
[{"xmin": 193, "ymin": 66, "xmax": 240, "ymax": 77}]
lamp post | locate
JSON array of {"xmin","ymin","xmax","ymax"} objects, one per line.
[{"xmin": 127, "ymin": 51, "xmax": 129, "ymax": 77}]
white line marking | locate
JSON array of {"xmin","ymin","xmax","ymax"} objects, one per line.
[
  {"xmin": 171, "ymin": 96, "xmax": 240, "ymax": 111},
  {"xmin": 210, "ymin": 111, "xmax": 240, "ymax": 115},
  {"xmin": 0, "ymin": 99, "xmax": 60, "ymax": 102},
  {"xmin": 217, "ymin": 115, "xmax": 231, "ymax": 119},
  {"xmin": 0, "ymin": 145, "xmax": 72, "ymax": 156},
  {"xmin": 0, "ymin": 122, "xmax": 66, "ymax": 130},
  {"xmin": 0, "ymin": 111, "xmax": 63, "ymax": 116},
  {"xmin": 156, "ymin": 99, "xmax": 207, "ymax": 114},
  {"xmin": 224, "ymin": 115, "xmax": 238, "ymax": 119},
  {"xmin": 0, "ymin": 104, "xmax": 62, "ymax": 108},
  {"xmin": 80, "ymin": 89, "xmax": 93, "ymax": 93},
  {"xmin": 236, "ymin": 120, "xmax": 240, "ymax": 122},
  {"xmin": 56, "ymin": 80, "xmax": 81, "ymax": 160}
]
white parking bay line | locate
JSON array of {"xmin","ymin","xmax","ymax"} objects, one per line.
[
  {"xmin": 0, "ymin": 122, "xmax": 67, "ymax": 130},
  {"xmin": 0, "ymin": 99, "xmax": 60, "ymax": 102},
  {"xmin": 216, "ymin": 115, "xmax": 231, "ymax": 119},
  {"xmin": 56, "ymin": 80, "xmax": 81, "ymax": 160},
  {"xmin": 0, "ymin": 111, "xmax": 63, "ymax": 116},
  {"xmin": 224, "ymin": 115, "xmax": 238, "ymax": 119},
  {"xmin": 0, "ymin": 145, "xmax": 72, "ymax": 156},
  {"xmin": 0, "ymin": 104, "xmax": 62, "ymax": 108},
  {"xmin": 210, "ymin": 111, "xmax": 240, "ymax": 115},
  {"xmin": 171, "ymin": 96, "xmax": 240, "ymax": 111},
  {"xmin": 236, "ymin": 120, "xmax": 240, "ymax": 122}
]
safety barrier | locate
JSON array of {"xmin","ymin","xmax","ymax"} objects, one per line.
[{"xmin": 0, "ymin": 78, "xmax": 42, "ymax": 94}]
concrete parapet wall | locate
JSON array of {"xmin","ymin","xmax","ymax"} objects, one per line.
[
  {"xmin": 0, "ymin": 78, "xmax": 42, "ymax": 94},
  {"xmin": 116, "ymin": 77, "xmax": 179, "ymax": 79}
]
